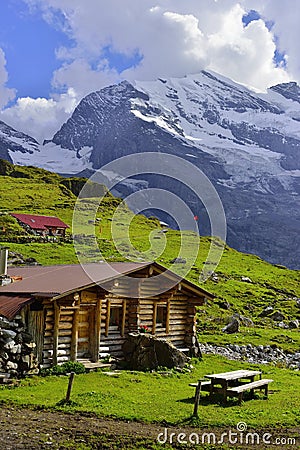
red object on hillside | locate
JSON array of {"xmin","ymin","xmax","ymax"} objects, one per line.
[{"xmin": 11, "ymin": 213, "xmax": 69, "ymax": 237}]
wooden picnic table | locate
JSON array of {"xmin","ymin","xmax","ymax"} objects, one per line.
[{"xmin": 205, "ymin": 369, "xmax": 262, "ymax": 402}]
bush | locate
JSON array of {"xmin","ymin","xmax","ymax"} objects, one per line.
[{"xmin": 41, "ymin": 361, "xmax": 86, "ymax": 376}]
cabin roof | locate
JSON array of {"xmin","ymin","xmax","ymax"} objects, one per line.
[
  {"xmin": 0, "ymin": 262, "xmax": 214, "ymax": 319},
  {"xmin": 11, "ymin": 213, "xmax": 69, "ymax": 230}
]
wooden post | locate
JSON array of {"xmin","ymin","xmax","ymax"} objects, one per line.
[
  {"xmin": 152, "ymin": 302, "xmax": 157, "ymax": 334},
  {"xmin": 193, "ymin": 380, "xmax": 203, "ymax": 417},
  {"xmin": 121, "ymin": 299, "xmax": 126, "ymax": 337},
  {"xmin": 66, "ymin": 372, "xmax": 75, "ymax": 402},
  {"xmin": 53, "ymin": 301, "xmax": 60, "ymax": 365},
  {"xmin": 166, "ymin": 299, "xmax": 170, "ymax": 334},
  {"xmin": 70, "ymin": 309, "xmax": 79, "ymax": 361},
  {"xmin": 105, "ymin": 299, "xmax": 111, "ymax": 337},
  {"xmin": 93, "ymin": 299, "xmax": 102, "ymax": 361}
]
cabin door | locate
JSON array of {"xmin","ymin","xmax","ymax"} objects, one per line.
[
  {"xmin": 77, "ymin": 305, "xmax": 95, "ymax": 359},
  {"xmin": 27, "ymin": 310, "xmax": 44, "ymax": 363}
]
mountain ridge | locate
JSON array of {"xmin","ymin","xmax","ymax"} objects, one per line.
[{"xmin": 0, "ymin": 70, "xmax": 299, "ymax": 269}]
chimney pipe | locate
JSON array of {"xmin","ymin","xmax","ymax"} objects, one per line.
[{"xmin": 0, "ymin": 248, "xmax": 8, "ymax": 276}]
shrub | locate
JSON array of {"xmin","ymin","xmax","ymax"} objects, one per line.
[{"xmin": 41, "ymin": 361, "xmax": 86, "ymax": 376}]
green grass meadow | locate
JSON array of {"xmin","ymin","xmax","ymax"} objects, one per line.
[{"xmin": 0, "ymin": 356, "xmax": 299, "ymax": 429}]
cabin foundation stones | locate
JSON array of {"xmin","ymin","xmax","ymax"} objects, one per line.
[{"xmin": 0, "ymin": 314, "xmax": 38, "ymax": 379}]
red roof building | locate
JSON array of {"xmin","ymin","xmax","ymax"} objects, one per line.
[{"xmin": 11, "ymin": 213, "xmax": 69, "ymax": 237}]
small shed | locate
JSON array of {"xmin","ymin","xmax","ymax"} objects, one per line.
[
  {"xmin": 0, "ymin": 262, "xmax": 213, "ymax": 369},
  {"xmin": 11, "ymin": 213, "xmax": 69, "ymax": 237}
]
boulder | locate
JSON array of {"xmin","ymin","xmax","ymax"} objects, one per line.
[
  {"xmin": 241, "ymin": 276, "xmax": 252, "ymax": 283},
  {"xmin": 270, "ymin": 311, "xmax": 285, "ymax": 321},
  {"xmin": 218, "ymin": 301, "xmax": 230, "ymax": 310},
  {"xmin": 289, "ymin": 320, "xmax": 299, "ymax": 329},
  {"xmin": 122, "ymin": 333, "xmax": 189, "ymax": 371},
  {"xmin": 170, "ymin": 257, "xmax": 186, "ymax": 264},
  {"xmin": 222, "ymin": 318, "xmax": 239, "ymax": 334},
  {"xmin": 259, "ymin": 306, "xmax": 274, "ymax": 317}
]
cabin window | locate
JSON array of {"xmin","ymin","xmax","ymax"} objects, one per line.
[
  {"xmin": 109, "ymin": 306, "xmax": 121, "ymax": 327},
  {"xmin": 105, "ymin": 301, "xmax": 126, "ymax": 337},
  {"xmin": 153, "ymin": 301, "xmax": 170, "ymax": 334},
  {"xmin": 156, "ymin": 305, "xmax": 167, "ymax": 328}
]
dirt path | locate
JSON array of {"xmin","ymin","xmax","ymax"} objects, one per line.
[{"xmin": 0, "ymin": 406, "xmax": 299, "ymax": 449}]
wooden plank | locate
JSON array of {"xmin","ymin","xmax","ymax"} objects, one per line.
[
  {"xmin": 70, "ymin": 308, "xmax": 79, "ymax": 361},
  {"xmin": 81, "ymin": 291, "xmax": 98, "ymax": 302},
  {"xmin": 58, "ymin": 322, "xmax": 73, "ymax": 330},
  {"xmin": 93, "ymin": 299, "xmax": 102, "ymax": 362},
  {"xmin": 152, "ymin": 303, "xmax": 157, "ymax": 335},
  {"xmin": 53, "ymin": 302, "xmax": 60, "ymax": 365},
  {"xmin": 166, "ymin": 300, "xmax": 170, "ymax": 334},
  {"xmin": 58, "ymin": 329, "xmax": 72, "ymax": 337},
  {"xmin": 105, "ymin": 300, "xmax": 111, "ymax": 337},
  {"xmin": 121, "ymin": 299, "xmax": 126, "ymax": 337}
]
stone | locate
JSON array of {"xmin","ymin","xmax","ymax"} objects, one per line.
[
  {"xmin": 270, "ymin": 311, "xmax": 285, "ymax": 321},
  {"xmin": 1, "ymin": 329, "xmax": 17, "ymax": 340},
  {"xmin": 0, "ymin": 317, "xmax": 10, "ymax": 327},
  {"xmin": 170, "ymin": 257, "xmax": 186, "ymax": 264},
  {"xmin": 259, "ymin": 306, "xmax": 274, "ymax": 317},
  {"xmin": 222, "ymin": 318, "xmax": 239, "ymax": 334},
  {"xmin": 289, "ymin": 320, "xmax": 299, "ymax": 329},
  {"xmin": 4, "ymin": 340, "xmax": 16, "ymax": 350},
  {"xmin": 11, "ymin": 344, "xmax": 22, "ymax": 354},
  {"xmin": 277, "ymin": 321, "xmax": 288, "ymax": 329},
  {"xmin": 6, "ymin": 361, "xmax": 18, "ymax": 370},
  {"xmin": 122, "ymin": 333, "xmax": 189, "ymax": 371},
  {"xmin": 241, "ymin": 276, "xmax": 252, "ymax": 283},
  {"xmin": 218, "ymin": 301, "xmax": 230, "ymax": 310}
]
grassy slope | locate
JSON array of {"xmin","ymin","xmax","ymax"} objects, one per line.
[{"xmin": 0, "ymin": 161, "xmax": 299, "ymax": 352}]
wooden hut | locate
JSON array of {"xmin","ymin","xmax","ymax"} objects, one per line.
[
  {"xmin": 0, "ymin": 262, "xmax": 213, "ymax": 368},
  {"xmin": 11, "ymin": 213, "xmax": 69, "ymax": 237}
]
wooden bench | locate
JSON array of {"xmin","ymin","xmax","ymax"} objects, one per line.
[
  {"xmin": 189, "ymin": 380, "xmax": 211, "ymax": 398},
  {"xmin": 227, "ymin": 379, "xmax": 273, "ymax": 404}
]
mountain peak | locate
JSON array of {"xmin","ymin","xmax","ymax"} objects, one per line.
[{"xmin": 270, "ymin": 81, "xmax": 300, "ymax": 103}]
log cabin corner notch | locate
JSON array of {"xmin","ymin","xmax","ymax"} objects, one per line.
[{"xmin": 0, "ymin": 262, "xmax": 214, "ymax": 368}]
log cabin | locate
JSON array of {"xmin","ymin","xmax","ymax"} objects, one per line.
[{"xmin": 0, "ymin": 261, "xmax": 213, "ymax": 368}]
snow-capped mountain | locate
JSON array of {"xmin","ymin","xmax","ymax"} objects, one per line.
[
  {"xmin": 0, "ymin": 120, "xmax": 39, "ymax": 162},
  {"xmin": 3, "ymin": 71, "xmax": 300, "ymax": 269}
]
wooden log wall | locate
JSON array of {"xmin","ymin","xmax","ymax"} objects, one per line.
[
  {"xmin": 42, "ymin": 301, "xmax": 55, "ymax": 368},
  {"xmin": 138, "ymin": 292, "xmax": 188, "ymax": 348}
]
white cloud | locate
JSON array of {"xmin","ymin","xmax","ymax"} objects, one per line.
[
  {"xmin": 206, "ymin": 4, "xmax": 290, "ymax": 90},
  {"xmin": 22, "ymin": 0, "xmax": 295, "ymax": 91},
  {"xmin": 1, "ymin": 0, "xmax": 298, "ymax": 140},
  {"xmin": 0, "ymin": 88, "xmax": 77, "ymax": 142},
  {"xmin": 245, "ymin": 0, "xmax": 300, "ymax": 81},
  {"xmin": 0, "ymin": 48, "xmax": 16, "ymax": 109},
  {"xmin": 52, "ymin": 59, "xmax": 119, "ymax": 98}
]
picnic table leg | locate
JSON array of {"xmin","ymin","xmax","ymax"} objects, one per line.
[
  {"xmin": 223, "ymin": 381, "xmax": 228, "ymax": 403},
  {"xmin": 209, "ymin": 381, "xmax": 214, "ymax": 398},
  {"xmin": 264, "ymin": 385, "xmax": 269, "ymax": 398},
  {"xmin": 193, "ymin": 381, "xmax": 202, "ymax": 417}
]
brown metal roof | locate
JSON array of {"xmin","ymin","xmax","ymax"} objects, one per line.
[
  {"xmin": 4, "ymin": 262, "xmax": 150, "ymax": 295},
  {"xmin": 0, "ymin": 295, "xmax": 33, "ymax": 320},
  {"xmin": 0, "ymin": 262, "xmax": 213, "ymax": 319}
]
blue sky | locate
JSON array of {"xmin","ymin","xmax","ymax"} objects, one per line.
[
  {"xmin": 0, "ymin": 1, "xmax": 74, "ymax": 99},
  {"xmin": 0, "ymin": 0, "xmax": 296, "ymax": 140}
]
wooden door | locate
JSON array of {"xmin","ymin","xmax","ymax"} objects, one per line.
[
  {"xmin": 77, "ymin": 306, "xmax": 94, "ymax": 359},
  {"xmin": 27, "ymin": 310, "xmax": 45, "ymax": 364}
]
